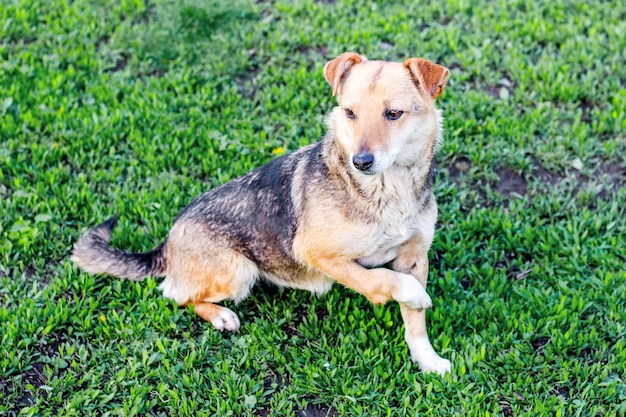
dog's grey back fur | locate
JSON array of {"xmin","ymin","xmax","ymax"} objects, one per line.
[{"xmin": 174, "ymin": 143, "xmax": 322, "ymax": 282}]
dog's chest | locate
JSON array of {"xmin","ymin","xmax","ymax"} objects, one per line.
[{"xmin": 356, "ymin": 175, "xmax": 424, "ymax": 267}]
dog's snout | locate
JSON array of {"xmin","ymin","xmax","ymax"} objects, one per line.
[{"xmin": 352, "ymin": 153, "xmax": 374, "ymax": 171}]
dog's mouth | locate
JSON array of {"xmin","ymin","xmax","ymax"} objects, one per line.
[
  {"xmin": 359, "ymin": 168, "xmax": 377, "ymax": 176},
  {"xmin": 350, "ymin": 162, "xmax": 377, "ymax": 176}
]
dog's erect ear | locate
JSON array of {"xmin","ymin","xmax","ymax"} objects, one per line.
[
  {"xmin": 324, "ymin": 52, "xmax": 365, "ymax": 96},
  {"xmin": 403, "ymin": 58, "xmax": 450, "ymax": 99}
]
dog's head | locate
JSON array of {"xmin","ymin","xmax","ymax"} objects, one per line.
[{"xmin": 324, "ymin": 52, "xmax": 449, "ymax": 175}]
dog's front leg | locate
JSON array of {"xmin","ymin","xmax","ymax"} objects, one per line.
[
  {"xmin": 303, "ymin": 254, "xmax": 433, "ymax": 311},
  {"xmin": 394, "ymin": 235, "xmax": 452, "ymax": 375}
]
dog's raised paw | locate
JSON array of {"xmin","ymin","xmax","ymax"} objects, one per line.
[
  {"xmin": 209, "ymin": 307, "xmax": 241, "ymax": 332},
  {"xmin": 393, "ymin": 273, "xmax": 433, "ymax": 310}
]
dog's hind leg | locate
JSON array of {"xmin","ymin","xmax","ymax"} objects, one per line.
[
  {"xmin": 160, "ymin": 222, "xmax": 259, "ymax": 332},
  {"xmin": 160, "ymin": 261, "xmax": 255, "ymax": 333},
  {"xmin": 160, "ymin": 252, "xmax": 257, "ymax": 332},
  {"xmin": 188, "ymin": 255, "xmax": 258, "ymax": 333},
  {"xmin": 192, "ymin": 302, "xmax": 241, "ymax": 332}
]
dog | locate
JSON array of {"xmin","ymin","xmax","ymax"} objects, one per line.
[{"xmin": 71, "ymin": 52, "xmax": 452, "ymax": 375}]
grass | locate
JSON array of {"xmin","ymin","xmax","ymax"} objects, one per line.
[{"xmin": 1, "ymin": 0, "xmax": 625, "ymax": 415}]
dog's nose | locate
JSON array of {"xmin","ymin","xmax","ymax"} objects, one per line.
[{"xmin": 352, "ymin": 153, "xmax": 374, "ymax": 171}]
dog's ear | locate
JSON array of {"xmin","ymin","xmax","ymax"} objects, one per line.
[
  {"xmin": 403, "ymin": 58, "xmax": 450, "ymax": 99},
  {"xmin": 324, "ymin": 52, "xmax": 365, "ymax": 96}
]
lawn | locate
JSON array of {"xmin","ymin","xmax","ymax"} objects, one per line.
[{"xmin": 1, "ymin": 0, "xmax": 625, "ymax": 415}]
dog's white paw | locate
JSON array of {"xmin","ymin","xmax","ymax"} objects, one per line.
[
  {"xmin": 209, "ymin": 307, "xmax": 241, "ymax": 332},
  {"xmin": 393, "ymin": 273, "xmax": 432, "ymax": 310},
  {"xmin": 419, "ymin": 356, "xmax": 452, "ymax": 376},
  {"xmin": 407, "ymin": 336, "xmax": 451, "ymax": 376}
]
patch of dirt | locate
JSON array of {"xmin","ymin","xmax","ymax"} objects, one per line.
[
  {"xmin": 234, "ymin": 50, "xmax": 260, "ymax": 100},
  {"xmin": 483, "ymin": 85, "xmax": 500, "ymax": 99},
  {"xmin": 596, "ymin": 161, "xmax": 626, "ymax": 198},
  {"xmin": 284, "ymin": 324, "xmax": 300, "ymax": 337},
  {"xmin": 495, "ymin": 246, "xmax": 533, "ymax": 274},
  {"xmin": 295, "ymin": 45, "xmax": 328, "ymax": 58},
  {"xmin": 379, "ymin": 41, "xmax": 394, "ymax": 51},
  {"xmin": 36, "ymin": 331, "xmax": 67, "ymax": 358},
  {"xmin": 140, "ymin": 0, "xmax": 156, "ymax": 25},
  {"xmin": 296, "ymin": 404, "xmax": 337, "ymax": 417},
  {"xmin": 513, "ymin": 267, "xmax": 533, "ymax": 281},
  {"xmin": 283, "ymin": 303, "xmax": 317, "ymax": 338},
  {"xmin": 22, "ymin": 37, "xmax": 38, "ymax": 47},
  {"xmin": 315, "ymin": 308, "xmax": 328, "ymax": 320},
  {"xmin": 532, "ymin": 165, "xmax": 564, "ymax": 186},
  {"xmin": 578, "ymin": 346, "xmax": 592, "ymax": 359},
  {"xmin": 293, "ymin": 45, "xmax": 330, "ymax": 70},
  {"xmin": 259, "ymin": 403, "xmax": 336, "ymax": 417},
  {"xmin": 10, "ymin": 362, "xmax": 48, "ymax": 411},
  {"xmin": 259, "ymin": 371, "xmax": 291, "ymax": 416},
  {"xmin": 531, "ymin": 336, "xmax": 550, "ymax": 352},
  {"xmin": 145, "ymin": 68, "xmax": 164, "ymax": 78},
  {"xmin": 23, "ymin": 362, "xmax": 46, "ymax": 389},
  {"xmin": 483, "ymin": 76, "xmax": 515, "ymax": 101},
  {"xmin": 104, "ymin": 52, "xmax": 130, "ymax": 73},
  {"xmin": 438, "ymin": 16, "xmax": 453, "ymax": 26},
  {"xmin": 500, "ymin": 402, "xmax": 514, "ymax": 417},
  {"xmin": 7, "ymin": 330, "xmax": 74, "ymax": 411},
  {"xmin": 496, "ymin": 167, "xmax": 527, "ymax": 200},
  {"xmin": 24, "ymin": 265, "xmax": 36, "ymax": 278},
  {"xmin": 447, "ymin": 62, "xmax": 465, "ymax": 71},
  {"xmin": 460, "ymin": 276, "xmax": 473, "ymax": 290},
  {"xmin": 262, "ymin": 370, "xmax": 290, "ymax": 393},
  {"xmin": 95, "ymin": 34, "xmax": 110, "ymax": 52},
  {"xmin": 446, "ymin": 156, "xmax": 471, "ymax": 182},
  {"xmin": 531, "ymin": 158, "xmax": 626, "ymax": 203},
  {"xmin": 0, "ymin": 376, "xmax": 12, "ymax": 397},
  {"xmin": 579, "ymin": 98, "xmax": 597, "ymax": 123},
  {"xmin": 17, "ymin": 258, "xmax": 62, "ymax": 286},
  {"xmin": 6, "ymin": 35, "xmax": 37, "ymax": 48},
  {"xmin": 493, "ymin": 157, "xmax": 626, "ymax": 208},
  {"xmin": 553, "ymin": 385, "xmax": 570, "ymax": 399},
  {"xmin": 498, "ymin": 250, "xmax": 533, "ymax": 280}
]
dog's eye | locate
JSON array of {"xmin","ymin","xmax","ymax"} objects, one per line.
[
  {"xmin": 344, "ymin": 108, "xmax": 356, "ymax": 120},
  {"xmin": 385, "ymin": 110, "xmax": 404, "ymax": 120}
]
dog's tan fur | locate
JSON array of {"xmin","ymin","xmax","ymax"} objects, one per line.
[{"xmin": 72, "ymin": 52, "xmax": 452, "ymax": 374}]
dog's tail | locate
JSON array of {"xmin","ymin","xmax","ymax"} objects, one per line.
[{"xmin": 71, "ymin": 215, "xmax": 167, "ymax": 281}]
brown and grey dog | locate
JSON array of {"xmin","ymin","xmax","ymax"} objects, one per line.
[{"xmin": 72, "ymin": 52, "xmax": 452, "ymax": 375}]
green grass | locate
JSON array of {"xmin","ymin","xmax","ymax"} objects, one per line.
[{"xmin": 1, "ymin": 0, "xmax": 625, "ymax": 415}]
